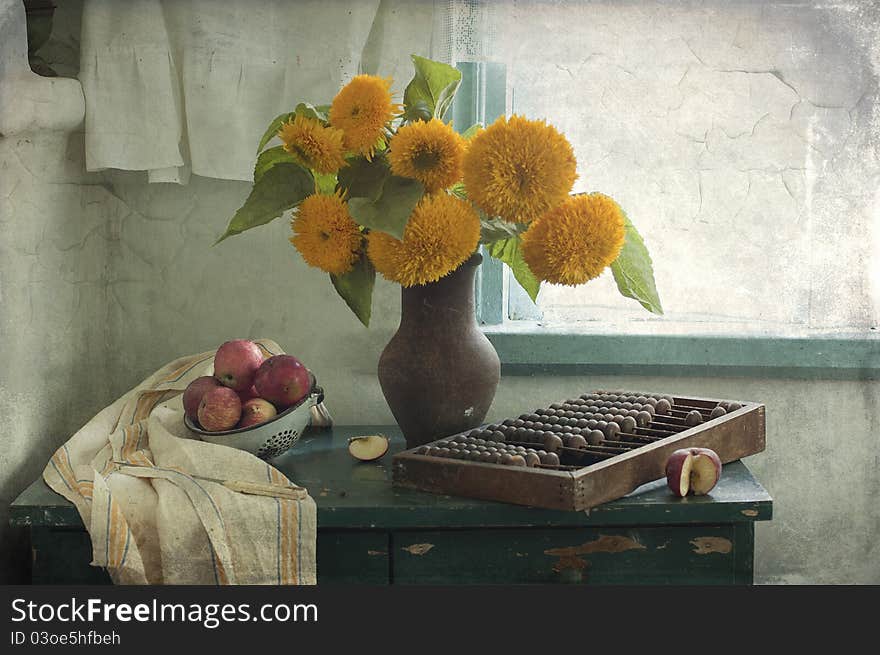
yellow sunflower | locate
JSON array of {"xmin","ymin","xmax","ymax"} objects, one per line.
[
  {"xmin": 329, "ymin": 75, "xmax": 401, "ymax": 158},
  {"xmin": 278, "ymin": 115, "xmax": 347, "ymax": 174},
  {"xmin": 367, "ymin": 194, "xmax": 480, "ymax": 287},
  {"xmin": 462, "ymin": 115, "xmax": 577, "ymax": 223},
  {"xmin": 521, "ymin": 193, "xmax": 626, "ymax": 286},
  {"xmin": 388, "ymin": 119, "xmax": 465, "ymax": 192},
  {"xmin": 290, "ymin": 193, "xmax": 363, "ymax": 275}
]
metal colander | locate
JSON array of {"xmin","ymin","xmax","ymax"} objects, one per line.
[{"xmin": 185, "ymin": 382, "xmax": 324, "ymax": 460}]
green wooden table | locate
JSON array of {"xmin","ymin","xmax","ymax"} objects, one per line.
[{"xmin": 10, "ymin": 426, "xmax": 772, "ymax": 585}]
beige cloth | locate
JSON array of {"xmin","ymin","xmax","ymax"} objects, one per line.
[
  {"xmin": 43, "ymin": 339, "xmax": 317, "ymax": 585},
  {"xmin": 79, "ymin": 0, "xmax": 447, "ymax": 182}
]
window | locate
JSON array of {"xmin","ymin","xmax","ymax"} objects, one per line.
[{"xmin": 460, "ymin": 0, "xmax": 878, "ymax": 340}]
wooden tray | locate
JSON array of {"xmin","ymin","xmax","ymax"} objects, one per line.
[{"xmin": 392, "ymin": 391, "xmax": 766, "ymax": 511}]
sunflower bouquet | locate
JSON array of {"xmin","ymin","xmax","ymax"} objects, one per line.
[{"xmin": 218, "ymin": 56, "xmax": 661, "ymax": 325}]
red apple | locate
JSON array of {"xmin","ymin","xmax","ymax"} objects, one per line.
[
  {"xmin": 665, "ymin": 447, "xmax": 722, "ymax": 497},
  {"xmin": 254, "ymin": 355, "xmax": 311, "ymax": 409},
  {"xmin": 213, "ymin": 340, "xmax": 264, "ymax": 392},
  {"xmin": 665, "ymin": 449, "xmax": 693, "ymax": 497},
  {"xmin": 197, "ymin": 387, "xmax": 242, "ymax": 432},
  {"xmin": 238, "ymin": 398, "xmax": 277, "ymax": 428},
  {"xmin": 237, "ymin": 385, "xmax": 259, "ymax": 403},
  {"xmin": 183, "ymin": 376, "xmax": 221, "ymax": 421}
]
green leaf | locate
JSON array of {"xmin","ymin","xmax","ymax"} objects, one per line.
[
  {"xmin": 330, "ymin": 253, "xmax": 375, "ymax": 327},
  {"xmin": 461, "ymin": 123, "xmax": 482, "ymax": 140},
  {"xmin": 294, "ymin": 102, "xmax": 328, "ymax": 123},
  {"xmin": 402, "ymin": 99, "xmax": 432, "ymax": 123},
  {"xmin": 338, "ymin": 157, "xmax": 390, "ymax": 201},
  {"xmin": 610, "ymin": 212, "xmax": 664, "ymax": 314},
  {"xmin": 313, "ymin": 172, "xmax": 337, "ymax": 195},
  {"xmin": 254, "ymin": 146, "xmax": 296, "ymax": 183},
  {"xmin": 450, "ymin": 182, "xmax": 467, "ymax": 200},
  {"xmin": 486, "ymin": 237, "xmax": 541, "ymax": 303},
  {"xmin": 347, "ymin": 176, "xmax": 424, "ymax": 240},
  {"xmin": 256, "ymin": 112, "xmax": 295, "ymax": 154},
  {"xmin": 215, "ymin": 163, "xmax": 312, "ymax": 244},
  {"xmin": 403, "ymin": 55, "xmax": 462, "ymax": 120},
  {"xmin": 479, "ymin": 214, "xmax": 527, "ymax": 244}
]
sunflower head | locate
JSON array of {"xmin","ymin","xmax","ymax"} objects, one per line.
[
  {"xmin": 290, "ymin": 192, "xmax": 363, "ymax": 275},
  {"xmin": 278, "ymin": 115, "xmax": 347, "ymax": 175},
  {"xmin": 367, "ymin": 193, "xmax": 480, "ymax": 287},
  {"xmin": 462, "ymin": 115, "xmax": 577, "ymax": 223},
  {"xmin": 521, "ymin": 193, "xmax": 626, "ymax": 286},
  {"xmin": 329, "ymin": 75, "xmax": 401, "ymax": 159},
  {"xmin": 388, "ymin": 119, "xmax": 465, "ymax": 192}
]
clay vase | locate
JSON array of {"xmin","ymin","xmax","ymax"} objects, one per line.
[{"xmin": 378, "ymin": 253, "xmax": 501, "ymax": 448}]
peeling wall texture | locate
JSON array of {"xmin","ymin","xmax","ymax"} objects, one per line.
[{"xmin": 1, "ymin": 0, "xmax": 878, "ymax": 584}]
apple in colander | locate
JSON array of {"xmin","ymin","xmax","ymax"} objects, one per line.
[
  {"xmin": 254, "ymin": 355, "xmax": 311, "ymax": 409},
  {"xmin": 238, "ymin": 398, "xmax": 278, "ymax": 429},
  {"xmin": 183, "ymin": 376, "xmax": 222, "ymax": 421},
  {"xmin": 198, "ymin": 387, "xmax": 242, "ymax": 432}
]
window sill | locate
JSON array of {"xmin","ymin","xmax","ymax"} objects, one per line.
[{"xmin": 482, "ymin": 323, "xmax": 880, "ymax": 380}]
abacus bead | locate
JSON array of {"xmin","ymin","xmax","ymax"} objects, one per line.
[
  {"xmin": 654, "ymin": 398, "xmax": 671, "ymax": 415},
  {"xmin": 710, "ymin": 406, "xmax": 727, "ymax": 419},
  {"xmin": 543, "ymin": 434, "xmax": 564, "ymax": 453},
  {"xmin": 569, "ymin": 435, "xmax": 588, "ymax": 449},
  {"xmin": 636, "ymin": 411, "xmax": 653, "ymax": 427},
  {"xmin": 586, "ymin": 430, "xmax": 605, "ymax": 445},
  {"xmin": 604, "ymin": 422, "xmax": 620, "ymax": 440},
  {"xmin": 685, "ymin": 410, "xmax": 704, "ymax": 426}
]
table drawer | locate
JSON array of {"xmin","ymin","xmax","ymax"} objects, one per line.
[
  {"xmin": 29, "ymin": 528, "xmax": 391, "ymax": 585},
  {"xmin": 318, "ymin": 532, "xmax": 389, "ymax": 584},
  {"xmin": 393, "ymin": 525, "xmax": 751, "ymax": 585}
]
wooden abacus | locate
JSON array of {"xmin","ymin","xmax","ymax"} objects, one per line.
[{"xmin": 392, "ymin": 390, "xmax": 765, "ymax": 511}]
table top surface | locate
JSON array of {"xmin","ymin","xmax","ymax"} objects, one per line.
[{"xmin": 11, "ymin": 425, "xmax": 772, "ymax": 530}]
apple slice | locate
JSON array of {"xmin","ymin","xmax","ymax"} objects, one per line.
[{"xmin": 348, "ymin": 435, "xmax": 389, "ymax": 462}]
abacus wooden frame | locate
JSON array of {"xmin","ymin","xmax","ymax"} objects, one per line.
[{"xmin": 392, "ymin": 393, "xmax": 766, "ymax": 511}]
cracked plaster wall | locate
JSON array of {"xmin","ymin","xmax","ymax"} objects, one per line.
[{"xmin": 0, "ymin": 0, "xmax": 878, "ymax": 584}]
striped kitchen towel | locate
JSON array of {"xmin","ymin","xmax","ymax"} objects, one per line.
[{"xmin": 42, "ymin": 339, "xmax": 317, "ymax": 585}]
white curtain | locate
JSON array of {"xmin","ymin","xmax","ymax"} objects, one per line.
[{"xmin": 79, "ymin": 0, "xmax": 455, "ymax": 183}]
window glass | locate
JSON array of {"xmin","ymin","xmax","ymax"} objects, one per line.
[{"xmin": 493, "ymin": 0, "xmax": 878, "ymax": 334}]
